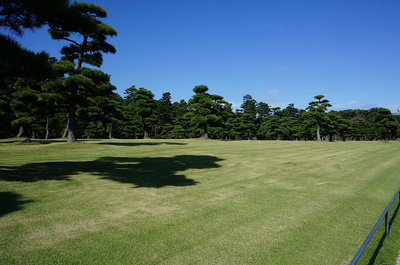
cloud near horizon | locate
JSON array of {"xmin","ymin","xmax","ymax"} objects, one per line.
[
  {"xmin": 230, "ymin": 102, "xmax": 241, "ymax": 108},
  {"xmin": 332, "ymin": 101, "xmax": 381, "ymax": 110},
  {"xmin": 261, "ymin": 89, "xmax": 280, "ymax": 96},
  {"xmin": 333, "ymin": 100, "xmax": 358, "ymax": 108}
]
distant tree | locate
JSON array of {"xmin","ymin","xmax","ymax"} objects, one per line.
[
  {"xmin": 185, "ymin": 85, "xmax": 225, "ymax": 139},
  {"xmin": 259, "ymin": 115, "xmax": 281, "ymax": 140},
  {"xmin": 106, "ymin": 93, "xmax": 125, "ymax": 139},
  {"xmin": 325, "ymin": 113, "xmax": 350, "ymax": 141},
  {"xmin": 239, "ymin": 113, "xmax": 257, "ymax": 139},
  {"xmin": 10, "ymin": 78, "xmax": 40, "ymax": 137},
  {"xmin": 349, "ymin": 116, "xmax": 372, "ymax": 140},
  {"xmin": 256, "ymin": 101, "xmax": 271, "ymax": 121},
  {"xmin": 124, "ymin": 85, "xmax": 137, "ymax": 103},
  {"xmin": 79, "ymin": 78, "xmax": 116, "ymax": 139},
  {"xmin": 156, "ymin": 92, "xmax": 172, "ymax": 136},
  {"xmin": 271, "ymin": 107, "xmax": 283, "ymax": 116},
  {"xmin": 169, "ymin": 100, "xmax": 190, "ymax": 138},
  {"xmin": 126, "ymin": 88, "xmax": 157, "ymax": 139},
  {"xmin": 122, "ymin": 85, "xmax": 140, "ymax": 138},
  {"xmin": 43, "ymin": 60, "xmax": 114, "ymax": 139},
  {"xmin": 368, "ymin": 108, "xmax": 399, "ymax": 141},
  {"xmin": 295, "ymin": 117, "xmax": 315, "ymax": 140},
  {"xmin": 282, "ymin": 103, "xmax": 300, "ymax": 117},
  {"xmin": 304, "ymin": 95, "xmax": 332, "ymax": 140},
  {"xmin": 241, "ymin": 94, "xmax": 257, "ymax": 118},
  {"xmin": 278, "ymin": 116, "xmax": 301, "ymax": 140}
]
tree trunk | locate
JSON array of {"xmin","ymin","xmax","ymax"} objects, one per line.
[
  {"xmin": 45, "ymin": 117, "xmax": 50, "ymax": 139},
  {"xmin": 66, "ymin": 37, "xmax": 87, "ymax": 143},
  {"xmin": 316, "ymin": 124, "xmax": 321, "ymax": 141},
  {"xmin": 143, "ymin": 130, "xmax": 149, "ymax": 139},
  {"xmin": 67, "ymin": 90, "xmax": 78, "ymax": 144},
  {"xmin": 102, "ymin": 120, "xmax": 107, "ymax": 139},
  {"xmin": 203, "ymin": 125, "xmax": 209, "ymax": 139},
  {"xmin": 109, "ymin": 123, "xmax": 113, "ymax": 139},
  {"xmin": 32, "ymin": 131, "xmax": 35, "ymax": 139},
  {"xmin": 62, "ymin": 119, "xmax": 69, "ymax": 138},
  {"xmin": 67, "ymin": 114, "xmax": 77, "ymax": 143},
  {"xmin": 15, "ymin": 125, "xmax": 24, "ymax": 138},
  {"xmin": 76, "ymin": 36, "xmax": 88, "ymax": 70}
]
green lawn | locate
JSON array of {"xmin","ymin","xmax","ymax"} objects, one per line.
[{"xmin": 0, "ymin": 139, "xmax": 399, "ymax": 264}]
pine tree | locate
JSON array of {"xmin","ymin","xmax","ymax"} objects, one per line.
[
  {"xmin": 47, "ymin": 2, "xmax": 117, "ymax": 143},
  {"xmin": 304, "ymin": 95, "xmax": 332, "ymax": 141},
  {"xmin": 240, "ymin": 94, "xmax": 257, "ymax": 118},
  {"xmin": 185, "ymin": 85, "xmax": 225, "ymax": 139}
]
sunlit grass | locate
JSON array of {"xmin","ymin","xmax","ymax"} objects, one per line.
[{"xmin": 0, "ymin": 138, "xmax": 399, "ymax": 264}]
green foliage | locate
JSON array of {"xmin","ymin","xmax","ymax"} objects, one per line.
[
  {"xmin": 1, "ymin": 0, "xmax": 399, "ymax": 143},
  {"xmin": 0, "ymin": 0, "xmax": 70, "ymax": 35},
  {"xmin": 47, "ymin": 2, "xmax": 117, "ymax": 70},
  {"xmin": 303, "ymin": 95, "xmax": 332, "ymax": 140},
  {"xmin": 0, "ymin": 35, "xmax": 55, "ymax": 86},
  {"xmin": 45, "ymin": 2, "xmax": 117, "ymax": 143},
  {"xmin": 186, "ymin": 85, "xmax": 227, "ymax": 139},
  {"xmin": 368, "ymin": 108, "xmax": 399, "ymax": 140},
  {"xmin": 241, "ymin": 94, "xmax": 257, "ymax": 118},
  {"xmin": 123, "ymin": 87, "xmax": 157, "ymax": 139}
]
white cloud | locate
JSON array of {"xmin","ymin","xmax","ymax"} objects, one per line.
[
  {"xmin": 333, "ymin": 100, "xmax": 357, "ymax": 108},
  {"xmin": 332, "ymin": 100, "xmax": 384, "ymax": 110},
  {"xmin": 387, "ymin": 104, "xmax": 400, "ymax": 109},
  {"xmin": 267, "ymin": 98, "xmax": 285, "ymax": 104},
  {"xmin": 359, "ymin": 102, "xmax": 379, "ymax": 109},
  {"xmin": 261, "ymin": 89, "xmax": 280, "ymax": 96},
  {"xmin": 230, "ymin": 102, "xmax": 241, "ymax": 108}
]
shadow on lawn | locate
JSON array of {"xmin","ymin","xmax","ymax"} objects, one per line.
[
  {"xmin": 35, "ymin": 139, "xmax": 98, "ymax": 144},
  {"xmin": 0, "ymin": 155, "xmax": 223, "ymax": 188},
  {"xmin": 0, "ymin": 192, "xmax": 34, "ymax": 217},
  {"xmin": 96, "ymin": 141, "xmax": 188, "ymax": 147},
  {"xmin": 367, "ymin": 201, "xmax": 400, "ymax": 265}
]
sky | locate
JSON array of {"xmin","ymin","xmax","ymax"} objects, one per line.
[{"xmin": 4, "ymin": 0, "xmax": 400, "ymax": 112}]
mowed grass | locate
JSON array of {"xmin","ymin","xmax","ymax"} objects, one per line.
[{"xmin": 0, "ymin": 139, "xmax": 399, "ymax": 264}]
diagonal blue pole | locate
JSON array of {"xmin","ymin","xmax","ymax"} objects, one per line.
[{"xmin": 349, "ymin": 187, "xmax": 400, "ymax": 265}]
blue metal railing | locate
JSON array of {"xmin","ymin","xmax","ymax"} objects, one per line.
[{"xmin": 349, "ymin": 187, "xmax": 400, "ymax": 264}]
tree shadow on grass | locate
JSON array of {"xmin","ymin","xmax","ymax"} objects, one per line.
[
  {"xmin": 35, "ymin": 139, "xmax": 70, "ymax": 144},
  {"xmin": 0, "ymin": 192, "xmax": 34, "ymax": 217},
  {"xmin": 0, "ymin": 139, "xmax": 20, "ymax": 144},
  {"xmin": 367, "ymin": 201, "xmax": 400, "ymax": 265},
  {"xmin": 0, "ymin": 155, "xmax": 223, "ymax": 188},
  {"xmin": 96, "ymin": 141, "xmax": 188, "ymax": 147},
  {"xmin": 35, "ymin": 139, "xmax": 101, "ymax": 144}
]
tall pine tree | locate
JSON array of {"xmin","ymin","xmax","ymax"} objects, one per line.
[{"xmin": 47, "ymin": 2, "xmax": 117, "ymax": 143}]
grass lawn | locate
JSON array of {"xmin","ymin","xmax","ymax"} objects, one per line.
[{"xmin": 0, "ymin": 138, "xmax": 399, "ymax": 264}]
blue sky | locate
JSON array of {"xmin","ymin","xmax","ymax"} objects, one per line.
[{"xmin": 5, "ymin": 0, "xmax": 400, "ymax": 112}]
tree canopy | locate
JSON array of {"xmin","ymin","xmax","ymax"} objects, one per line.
[{"xmin": 0, "ymin": 2, "xmax": 399, "ymax": 142}]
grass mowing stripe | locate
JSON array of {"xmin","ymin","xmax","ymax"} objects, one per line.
[{"xmin": 0, "ymin": 139, "xmax": 399, "ymax": 264}]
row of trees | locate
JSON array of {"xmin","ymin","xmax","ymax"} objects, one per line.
[
  {"xmin": 1, "ymin": 1, "xmax": 399, "ymax": 142},
  {"xmin": 2, "ymin": 77, "xmax": 400, "ymax": 141}
]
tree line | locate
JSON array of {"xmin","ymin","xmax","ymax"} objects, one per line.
[{"xmin": 1, "ymin": 1, "xmax": 399, "ymax": 142}]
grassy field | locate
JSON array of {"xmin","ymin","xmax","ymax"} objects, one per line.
[{"xmin": 0, "ymin": 138, "xmax": 399, "ymax": 264}]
